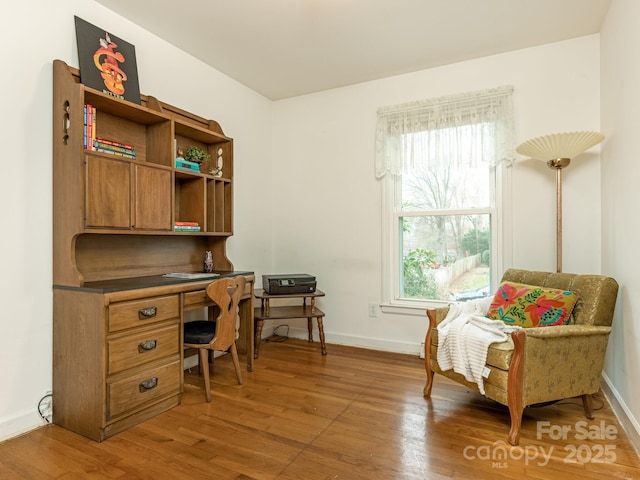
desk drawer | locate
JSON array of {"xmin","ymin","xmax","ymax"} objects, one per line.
[
  {"xmin": 183, "ymin": 279, "xmax": 252, "ymax": 309},
  {"xmin": 108, "ymin": 358, "xmax": 181, "ymax": 419},
  {"xmin": 107, "ymin": 323, "xmax": 180, "ymax": 375},
  {"xmin": 183, "ymin": 289, "xmax": 211, "ymax": 309},
  {"xmin": 109, "ymin": 295, "xmax": 179, "ymax": 333}
]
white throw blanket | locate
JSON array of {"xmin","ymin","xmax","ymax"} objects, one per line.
[{"xmin": 436, "ymin": 297, "xmax": 521, "ymax": 395}]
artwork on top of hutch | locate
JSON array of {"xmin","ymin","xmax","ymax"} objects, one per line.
[{"xmin": 74, "ymin": 15, "xmax": 141, "ymax": 104}]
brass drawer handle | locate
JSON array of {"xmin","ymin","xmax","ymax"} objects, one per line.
[
  {"xmin": 138, "ymin": 307, "xmax": 157, "ymax": 319},
  {"xmin": 138, "ymin": 339, "xmax": 157, "ymax": 353},
  {"xmin": 139, "ymin": 377, "xmax": 158, "ymax": 392}
]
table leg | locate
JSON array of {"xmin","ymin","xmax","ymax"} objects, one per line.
[
  {"xmin": 254, "ymin": 318, "xmax": 264, "ymax": 359},
  {"xmin": 317, "ymin": 316, "xmax": 327, "ymax": 355},
  {"xmin": 307, "ymin": 317, "xmax": 313, "ymax": 342},
  {"xmin": 237, "ymin": 294, "xmax": 255, "ymax": 372}
]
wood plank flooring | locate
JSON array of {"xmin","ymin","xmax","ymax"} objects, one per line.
[{"xmin": 1, "ymin": 339, "xmax": 639, "ymax": 479}]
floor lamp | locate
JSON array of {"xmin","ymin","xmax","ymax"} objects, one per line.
[{"xmin": 516, "ymin": 131, "xmax": 605, "ymax": 273}]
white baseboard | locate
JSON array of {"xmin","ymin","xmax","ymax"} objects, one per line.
[
  {"xmin": 262, "ymin": 324, "xmax": 423, "ymax": 357},
  {"xmin": 0, "ymin": 409, "xmax": 46, "ymax": 443},
  {"xmin": 601, "ymin": 372, "xmax": 640, "ymax": 457}
]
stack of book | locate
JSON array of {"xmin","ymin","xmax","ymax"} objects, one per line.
[
  {"xmin": 83, "ymin": 103, "xmax": 136, "ymax": 159},
  {"xmin": 174, "ymin": 221, "xmax": 201, "ymax": 232},
  {"xmin": 93, "ymin": 138, "xmax": 136, "ymax": 159},
  {"xmin": 83, "ymin": 104, "xmax": 96, "ymax": 150},
  {"xmin": 175, "ymin": 158, "xmax": 200, "ymax": 172}
]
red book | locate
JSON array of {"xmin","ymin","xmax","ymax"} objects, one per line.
[{"xmin": 174, "ymin": 221, "xmax": 199, "ymax": 226}]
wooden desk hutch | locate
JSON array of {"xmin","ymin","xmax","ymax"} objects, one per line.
[{"xmin": 51, "ymin": 59, "xmax": 254, "ymax": 441}]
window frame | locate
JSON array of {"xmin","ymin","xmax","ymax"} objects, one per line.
[{"xmin": 380, "ymin": 145, "xmax": 512, "ymax": 312}]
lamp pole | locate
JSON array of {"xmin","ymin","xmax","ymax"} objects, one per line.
[{"xmin": 547, "ymin": 158, "xmax": 571, "ymax": 273}]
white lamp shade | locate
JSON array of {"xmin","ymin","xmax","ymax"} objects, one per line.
[{"xmin": 516, "ymin": 131, "xmax": 604, "ymax": 161}]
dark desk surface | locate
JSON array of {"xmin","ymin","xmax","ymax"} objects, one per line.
[{"xmin": 54, "ymin": 271, "xmax": 254, "ymax": 293}]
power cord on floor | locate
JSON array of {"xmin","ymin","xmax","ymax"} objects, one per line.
[
  {"xmin": 264, "ymin": 324, "xmax": 289, "ymax": 343},
  {"xmin": 38, "ymin": 393, "xmax": 53, "ymax": 424}
]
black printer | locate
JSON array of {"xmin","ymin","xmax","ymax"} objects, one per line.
[{"xmin": 262, "ymin": 274, "xmax": 317, "ymax": 295}]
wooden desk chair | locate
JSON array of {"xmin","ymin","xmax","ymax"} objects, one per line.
[{"xmin": 184, "ymin": 276, "xmax": 246, "ymax": 402}]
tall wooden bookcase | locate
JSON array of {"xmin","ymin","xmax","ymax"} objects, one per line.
[{"xmin": 51, "ymin": 59, "xmax": 252, "ymax": 441}]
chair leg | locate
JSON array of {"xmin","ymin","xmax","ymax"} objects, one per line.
[
  {"xmin": 582, "ymin": 394, "xmax": 595, "ymax": 419},
  {"xmin": 508, "ymin": 405, "xmax": 524, "ymax": 446},
  {"xmin": 199, "ymin": 348, "xmax": 212, "ymax": 402},
  {"xmin": 424, "ymin": 311, "xmax": 436, "ymax": 398},
  {"xmin": 423, "ymin": 329, "xmax": 434, "ymax": 398},
  {"xmin": 507, "ymin": 329, "xmax": 526, "ymax": 446},
  {"xmin": 230, "ymin": 343, "xmax": 243, "ymax": 385}
]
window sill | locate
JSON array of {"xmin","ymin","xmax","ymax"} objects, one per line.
[{"xmin": 380, "ymin": 300, "xmax": 451, "ymax": 317}]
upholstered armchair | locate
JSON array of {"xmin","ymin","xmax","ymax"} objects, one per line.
[{"xmin": 423, "ymin": 268, "xmax": 619, "ymax": 446}]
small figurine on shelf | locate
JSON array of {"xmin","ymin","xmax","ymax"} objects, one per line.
[
  {"xmin": 203, "ymin": 251, "xmax": 213, "ymax": 273},
  {"xmin": 176, "ymin": 147, "xmax": 185, "ymax": 161}
]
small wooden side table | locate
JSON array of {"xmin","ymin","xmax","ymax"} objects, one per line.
[{"xmin": 253, "ymin": 288, "xmax": 327, "ymax": 358}]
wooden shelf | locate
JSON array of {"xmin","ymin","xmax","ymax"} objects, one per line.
[{"xmin": 53, "ymin": 59, "xmax": 235, "ymax": 286}]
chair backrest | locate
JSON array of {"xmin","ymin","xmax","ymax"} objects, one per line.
[
  {"xmin": 205, "ymin": 276, "xmax": 247, "ymax": 350},
  {"xmin": 501, "ymin": 268, "xmax": 619, "ymax": 327}
]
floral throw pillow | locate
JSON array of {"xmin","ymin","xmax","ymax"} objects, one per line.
[{"xmin": 486, "ymin": 281, "xmax": 579, "ymax": 328}]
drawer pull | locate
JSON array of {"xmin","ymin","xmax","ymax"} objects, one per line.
[
  {"xmin": 139, "ymin": 377, "xmax": 158, "ymax": 392},
  {"xmin": 138, "ymin": 339, "xmax": 157, "ymax": 353},
  {"xmin": 138, "ymin": 307, "xmax": 157, "ymax": 319}
]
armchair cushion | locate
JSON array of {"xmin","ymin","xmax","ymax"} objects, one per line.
[{"xmin": 486, "ymin": 281, "xmax": 579, "ymax": 327}]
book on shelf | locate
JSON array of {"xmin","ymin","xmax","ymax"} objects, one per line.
[
  {"xmin": 93, "ymin": 139, "xmax": 136, "ymax": 156},
  {"xmin": 94, "ymin": 147, "xmax": 136, "ymax": 159},
  {"xmin": 90, "ymin": 106, "xmax": 96, "ymax": 149},
  {"xmin": 91, "ymin": 136, "xmax": 136, "ymax": 159},
  {"xmin": 83, "ymin": 104, "xmax": 96, "ymax": 150},
  {"xmin": 174, "ymin": 221, "xmax": 199, "ymax": 226},
  {"xmin": 83, "ymin": 104, "xmax": 90, "ymax": 149},
  {"xmin": 95, "ymin": 137, "xmax": 134, "ymax": 150},
  {"xmin": 175, "ymin": 158, "xmax": 200, "ymax": 172},
  {"xmin": 174, "ymin": 225, "xmax": 201, "ymax": 232}
]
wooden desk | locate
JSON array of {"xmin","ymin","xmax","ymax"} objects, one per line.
[
  {"xmin": 53, "ymin": 272, "xmax": 254, "ymax": 441},
  {"xmin": 253, "ymin": 288, "xmax": 327, "ymax": 358}
]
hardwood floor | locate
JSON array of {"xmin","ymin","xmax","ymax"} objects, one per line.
[{"xmin": 1, "ymin": 339, "xmax": 639, "ymax": 479}]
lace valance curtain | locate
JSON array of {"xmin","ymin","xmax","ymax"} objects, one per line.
[{"xmin": 374, "ymin": 85, "xmax": 515, "ymax": 178}]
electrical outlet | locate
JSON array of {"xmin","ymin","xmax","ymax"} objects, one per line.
[{"xmin": 368, "ymin": 303, "xmax": 380, "ymax": 317}]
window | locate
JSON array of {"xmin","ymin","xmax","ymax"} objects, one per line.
[{"xmin": 375, "ymin": 86, "xmax": 515, "ymax": 305}]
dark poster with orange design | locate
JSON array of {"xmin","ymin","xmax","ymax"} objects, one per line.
[{"xmin": 74, "ymin": 16, "xmax": 141, "ymax": 104}]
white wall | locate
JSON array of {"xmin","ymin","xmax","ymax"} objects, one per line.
[
  {"xmin": 0, "ymin": 0, "xmax": 273, "ymax": 440},
  {"xmin": 270, "ymin": 35, "xmax": 602, "ymax": 352},
  {"xmin": 600, "ymin": 0, "xmax": 640, "ymax": 445},
  {"xmin": 0, "ymin": 0, "xmax": 614, "ymax": 443}
]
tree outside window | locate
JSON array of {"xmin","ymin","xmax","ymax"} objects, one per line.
[{"xmin": 376, "ymin": 87, "xmax": 514, "ymax": 304}]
